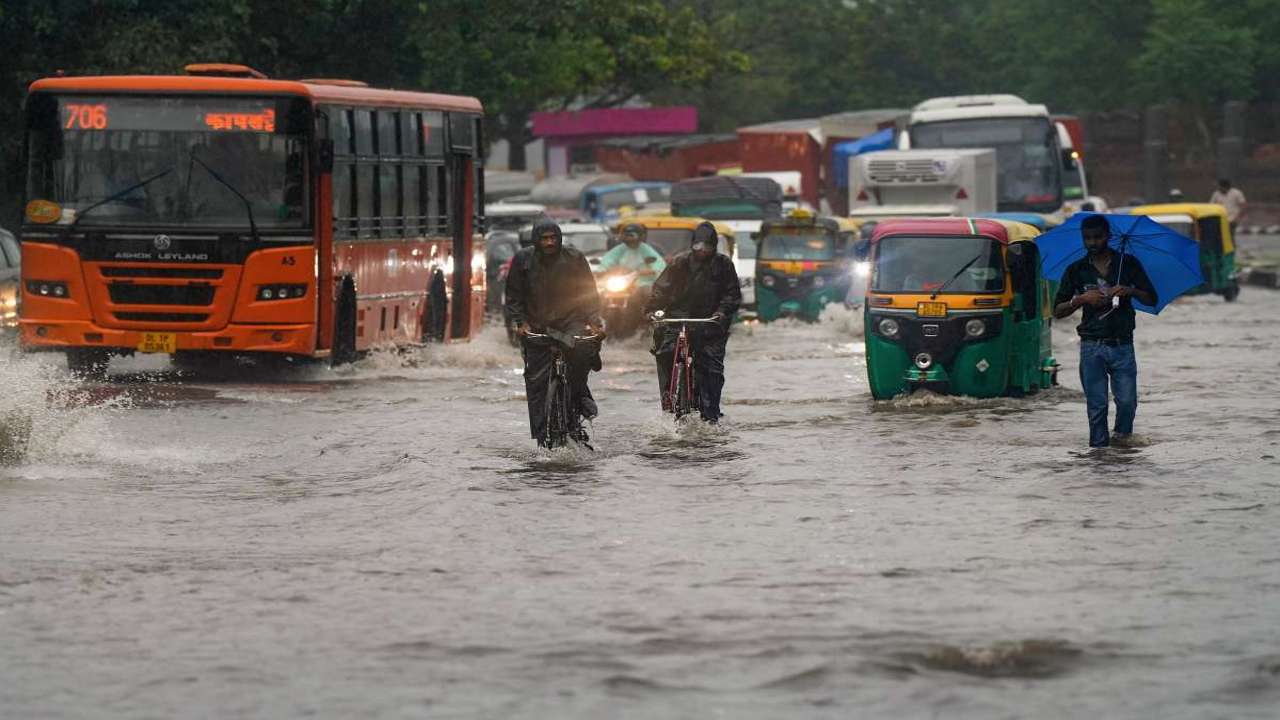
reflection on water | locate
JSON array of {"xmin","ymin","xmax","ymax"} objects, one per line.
[{"xmin": 2, "ymin": 291, "xmax": 1280, "ymax": 718}]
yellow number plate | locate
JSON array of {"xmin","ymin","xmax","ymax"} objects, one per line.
[
  {"xmin": 917, "ymin": 302, "xmax": 947, "ymax": 318},
  {"xmin": 137, "ymin": 332, "xmax": 176, "ymax": 353}
]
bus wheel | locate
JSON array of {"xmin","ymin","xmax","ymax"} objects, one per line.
[
  {"xmin": 1222, "ymin": 281, "xmax": 1240, "ymax": 302},
  {"xmin": 66, "ymin": 349, "xmax": 110, "ymax": 379},
  {"xmin": 332, "ymin": 282, "xmax": 358, "ymax": 367}
]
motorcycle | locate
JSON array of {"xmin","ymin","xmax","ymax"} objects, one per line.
[{"xmin": 596, "ymin": 268, "xmax": 650, "ymax": 340}]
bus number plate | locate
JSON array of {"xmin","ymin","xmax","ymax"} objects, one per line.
[
  {"xmin": 137, "ymin": 332, "xmax": 176, "ymax": 353},
  {"xmin": 917, "ymin": 302, "xmax": 947, "ymax": 318}
]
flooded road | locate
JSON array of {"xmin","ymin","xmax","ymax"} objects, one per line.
[{"xmin": 2, "ymin": 284, "xmax": 1279, "ymax": 718}]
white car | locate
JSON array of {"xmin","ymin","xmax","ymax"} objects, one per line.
[{"xmin": 720, "ymin": 219, "xmax": 759, "ymax": 308}]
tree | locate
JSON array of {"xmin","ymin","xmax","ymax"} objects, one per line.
[{"xmin": 1132, "ymin": 0, "xmax": 1257, "ymax": 150}]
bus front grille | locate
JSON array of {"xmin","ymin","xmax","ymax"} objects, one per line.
[
  {"xmin": 108, "ymin": 284, "xmax": 215, "ymax": 306},
  {"xmin": 113, "ymin": 312, "xmax": 210, "ymax": 323},
  {"xmin": 101, "ymin": 267, "xmax": 224, "ymax": 279}
]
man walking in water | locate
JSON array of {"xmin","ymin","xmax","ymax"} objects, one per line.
[
  {"xmin": 1053, "ymin": 215, "xmax": 1158, "ymax": 448},
  {"xmin": 504, "ymin": 217, "xmax": 603, "ymax": 446},
  {"xmin": 645, "ymin": 221, "xmax": 741, "ymax": 423}
]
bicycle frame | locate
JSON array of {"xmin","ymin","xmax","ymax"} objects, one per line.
[
  {"xmin": 522, "ymin": 331, "xmax": 601, "ymax": 448},
  {"xmin": 650, "ymin": 316, "xmax": 718, "ymax": 420}
]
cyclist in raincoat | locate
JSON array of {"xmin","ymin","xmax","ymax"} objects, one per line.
[
  {"xmin": 644, "ymin": 222, "xmax": 741, "ymax": 423},
  {"xmin": 505, "ymin": 217, "xmax": 604, "ymax": 444}
]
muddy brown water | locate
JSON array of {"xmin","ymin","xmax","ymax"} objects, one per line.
[{"xmin": 2, "ymin": 289, "xmax": 1279, "ymax": 718}]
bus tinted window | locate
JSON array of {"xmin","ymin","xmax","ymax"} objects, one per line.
[
  {"xmin": 357, "ymin": 165, "xmax": 375, "ymax": 238},
  {"xmin": 377, "ymin": 111, "xmax": 398, "ymax": 156},
  {"xmin": 354, "ymin": 110, "xmax": 374, "ymax": 156},
  {"xmin": 423, "ymin": 112, "xmax": 444, "ymax": 157},
  {"xmin": 330, "ymin": 108, "xmax": 354, "ymax": 154},
  {"xmin": 379, "ymin": 165, "xmax": 399, "ymax": 235},
  {"xmin": 402, "ymin": 112, "xmax": 420, "ymax": 156},
  {"xmin": 334, "ymin": 162, "xmax": 354, "ymax": 236},
  {"xmin": 449, "ymin": 112, "xmax": 473, "ymax": 151},
  {"xmin": 403, "ymin": 164, "xmax": 420, "ymax": 234}
]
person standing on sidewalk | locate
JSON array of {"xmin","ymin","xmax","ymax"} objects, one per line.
[{"xmin": 1053, "ymin": 215, "xmax": 1158, "ymax": 448}]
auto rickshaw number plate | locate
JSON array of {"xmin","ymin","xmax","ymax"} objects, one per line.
[
  {"xmin": 137, "ymin": 332, "xmax": 176, "ymax": 353},
  {"xmin": 917, "ymin": 302, "xmax": 947, "ymax": 318}
]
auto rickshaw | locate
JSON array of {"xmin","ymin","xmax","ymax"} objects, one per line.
[
  {"xmin": 1127, "ymin": 203, "xmax": 1240, "ymax": 301},
  {"xmin": 864, "ymin": 218, "xmax": 1058, "ymax": 399},
  {"xmin": 606, "ymin": 215, "xmax": 735, "ymax": 262},
  {"xmin": 755, "ymin": 211, "xmax": 858, "ymax": 322}
]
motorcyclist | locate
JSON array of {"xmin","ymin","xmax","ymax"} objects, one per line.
[
  {"xmin": 644, "ymin": 221, "xmax": 741, "ymax": 423},
  {"xmin": 596, "ymin": 223, "xmax": 667, "ymax": 288},
  {"xmin": 504, "ymin": 217, "xmax": 604, "ymax": 445}
]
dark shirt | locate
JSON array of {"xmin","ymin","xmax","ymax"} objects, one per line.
[
  {"xmin": 1054, "ymin": 251, "xmax": 1157, "ymax": 341},
  {"xmin": 504, "ymin": 246, "xmax": 602, "ymax": 332},
  {"xmin": 644, "ymin": 250, "xmax": 742, "ymax": 333}
]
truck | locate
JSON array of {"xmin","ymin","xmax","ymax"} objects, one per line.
[
  {"xmin": 902, "ymin": 95, "xmax": 1068, "ymax": 220},
  {"xmin": 848, "ymin": 148, "xmax": 997, "ymax": 217}
]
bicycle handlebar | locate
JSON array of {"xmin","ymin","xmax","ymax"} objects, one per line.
[
  {"xmin": 522, "ymin": 332, "xmax": 603, "ymax": 341},
  {"xmin": 650, "ymin": 316, "xmax": 719, "ymax": 325}
]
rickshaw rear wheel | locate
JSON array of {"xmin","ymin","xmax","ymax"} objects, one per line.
[{"xmin": 1222, "ymin": 282, "xmax": 1240, "ymax": 302}]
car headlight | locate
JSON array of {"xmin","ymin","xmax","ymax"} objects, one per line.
[
  {"xmin": 605, "ymin": 275, "xmax": 631, "ymax": 293},
  {"xmin": 761, "ymin": 275, "xmax": 776, "ymax": 288},
  {"xmin": 812, "ymin": 276, "xmax": 826, "ymax": 288},
  {"xmin": 964, "ymin": 318, "xmax": 985, "ymax": 338},
  {"xmin": 852, "ymin": 261, "xmax": 871, "ymax": 278},
  {"xmin": 877, "ymin": 317, "xmax": 900, "ymax": 338}
]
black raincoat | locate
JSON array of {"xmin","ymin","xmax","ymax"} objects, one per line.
[
  {"xmin": 504, "ymin": 219, "xmax": 604, "ymax": 442},
  {"xmin": 644, "ymin": 237, "xmax": 741, "ymax": 421}
]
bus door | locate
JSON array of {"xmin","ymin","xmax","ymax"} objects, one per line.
[{"xmin": 448, "ymin": 113, "xmax": 481, "ymax": 339}]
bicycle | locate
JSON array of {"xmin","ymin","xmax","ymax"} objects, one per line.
[
  {"xmin": 649, "ymin": 312, "xmax": 720, "ymax": 421},
  {"xmin": 522, "ymin": 330, "xmax": 602, "ymax": 449}
]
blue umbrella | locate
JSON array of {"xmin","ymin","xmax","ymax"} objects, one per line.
[{"xmin": 1035, "ymin": 212, "xmax": 1203, "ymax": 314}]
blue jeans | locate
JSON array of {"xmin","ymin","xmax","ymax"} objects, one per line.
[{"xmin": 1078, "ymin": 341, "xmax": 1138, "ymax": 447}]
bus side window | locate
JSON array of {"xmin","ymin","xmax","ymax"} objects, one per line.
[
  {"xmin": 379, "ymin": 164, "xmax": 399, "ymax": 238},
  {"xmin": 404, "ymin": 162, "xmax": 420, "ymax": 236}
]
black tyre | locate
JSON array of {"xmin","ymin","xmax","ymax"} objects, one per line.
[
  {"xmin": 542, "ymin": 373, "xmax": 571, "ymax": 449},
  {"xmin": 66, "ymin": 348, "xmax": 110, "ymax": 379},
  {"xmin": 673, "ymin": 358, "xmax": 694, "ymax": 419},
  {"xmin": 1222, "ymin": 281, "xmax": 1241, "ymax": 302},
  {"xmin": 331, "ymin": 281, "xmax": 358, "ymax": 367}
]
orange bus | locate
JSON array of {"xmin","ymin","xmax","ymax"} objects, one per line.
[{"xmin": 19, "ymin": 64, "xmax": 485, "ymax": 373}]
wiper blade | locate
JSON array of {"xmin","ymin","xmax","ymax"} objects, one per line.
[
  {"xmin": 67, "ymin": 167, "xmax": 173, "ymax": 232},
  {"xmin": 931, "ymin": 251, "xmax": 985, "ymax": 300},
  {"xmin": 190, "ymin": 152, "xmax": 260, "ymax": 243}
]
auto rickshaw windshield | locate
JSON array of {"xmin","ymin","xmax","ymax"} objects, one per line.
[
  {"xmin": 759, "ymin": 233, "xmax": 835, "ymax": 261},
  {"xmin": 873, "ymin": 235, "xmax": 1005, "ymax": 294},
  {"xmin": 643, "ymin": 228, "xmax": 694, "ymax": 257}
]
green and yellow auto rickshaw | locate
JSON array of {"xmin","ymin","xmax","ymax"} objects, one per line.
[
  {"xmin": 1128, "ymin": 203, "xmax": 1240, "ymax": 301},
  {"xmin": 864, "ymin": 218, "xmax": 1058, "ymax": 399},
  {"xmin": 755, "ymin": 211, "xmax": 858, "ymax": 322}
]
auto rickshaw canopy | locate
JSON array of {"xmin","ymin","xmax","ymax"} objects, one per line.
[
  {"xmin": 1128, "ymin": 203, "xmax": 1234, "ymax": 254},
  {"xmin": 868, "ymin": 217, "xmax": 1015, "ymax": 244}
]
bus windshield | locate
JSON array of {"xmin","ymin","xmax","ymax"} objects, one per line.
[
  {"xmin": 910, "ymin": 116, "xmax": 1061, "ymax": 213},
  {"xmin": 25, "ymin": 94, "xmax": 308, "ymax": 229},
  {"xmin": 873, "ymin": 235, "xmax": 1004, "ymax": 294},
  {"xmin": 759, "ymin": 232, "xmax": 835, "ymax": 261}
]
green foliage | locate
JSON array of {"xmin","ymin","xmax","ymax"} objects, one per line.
[{"xmin": 1133, "ymin": 0, "xmax": 1257, "ymax": 105}]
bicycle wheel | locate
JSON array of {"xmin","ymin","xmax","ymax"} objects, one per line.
[
  {"xmin": 543, "ymin": 364, "xmax": 570, "ymax": 449},
  {"xmin": 673, "ymin": 351, "xmax": 695, "ymax": 419}
]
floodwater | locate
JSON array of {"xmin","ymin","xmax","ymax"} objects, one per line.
[{"xmin": 2, "ymin": 288, "xmax": 1279, "ymax": 719}]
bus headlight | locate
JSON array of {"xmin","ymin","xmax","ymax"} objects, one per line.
[
  {"xmin": 877, "ymin": 317, "xmax": 900, "ymax": 338},
  {"xmin": 26, "ymin": 280, "xmax": 69, "ymax": 299},
  {"xmin": 964, "ymin": 318, "xmax": 986, "ymax": 338}
]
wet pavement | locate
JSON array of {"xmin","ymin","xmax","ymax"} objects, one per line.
[{"xmin": 2, "ymin": 283, "xmax": 1279, "ymax": 718}]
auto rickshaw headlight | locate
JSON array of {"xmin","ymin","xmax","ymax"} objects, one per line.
[
  {"xmin": 878, "ymin": 317, "xmax": 900, "ymax": 338},
  {"xmin": 852, "ymin": 261, "xmax": 871, "ymax": 278},
  {"xmin": 964, "ymin": 318, "xmax": 986, "ymax": 338},
  {"xmin": 914, "ymin": 352, "xmax": 933, "ymax": 369},
  {"xmin": 812, "ymin": 276, "xmax": 826, "ymax": 288},
  {"xmin": 761, "ymin": 275, "xmax": 776, "ymax": 288}
]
